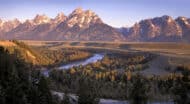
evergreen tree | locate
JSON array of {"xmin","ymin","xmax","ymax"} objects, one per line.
[
  {"xmin": 77, "ymin": 77, "xmax": 99, "ymax": 104},
  {"xmin": 38, "ymin": 76, "xmax": 54, "ymax": 104},
  {"xmin": 172, "ymin": 68, "xmax": 190, "ymax": 104},
  {"xmin": 129, "ymin": 74, "xmax": 150, "ymax": 104},
  {"xmin": 0, "ymin": 46, "xmax": 55, "ymax": 104},
  {"xmin": 0, "ymin": 46, "xmax": 29, "ymax": 104},
  {"xmin": 61, "ymin": 90, "xmax": 70, "ymax": 104}
]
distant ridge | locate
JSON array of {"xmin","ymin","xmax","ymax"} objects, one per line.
[
  {"xmin": 122, "ymin": 15, "xmax": 190, "ymax": 42},
  {"xmin": 0, "ymin": 8, "xmax": 190, "ymax": 42}
]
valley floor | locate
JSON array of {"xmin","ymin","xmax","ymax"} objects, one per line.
[
  {"xmin": 23, "ymin": 40, "xmax": 190, "ymax": 75},
  {"xmin": 1, "ymin": 40, "xmax": 189, "ymax": 104}
]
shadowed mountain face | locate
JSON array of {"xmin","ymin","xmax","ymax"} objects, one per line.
[
  {"xmin": 0, "ymin": 8, "xmax": 190, "ymax": 42},
  {"xmin": 1, "ymin": 8, "xmax": 124, "ymax": 41},
  {"xmin": 123, "ymin": 15, "xmax": 190, "ymax": 42}
]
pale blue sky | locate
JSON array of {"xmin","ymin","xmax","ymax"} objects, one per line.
[{"xmin": 0, "ymin": 0, "xmax": 189, "ymax": 27}]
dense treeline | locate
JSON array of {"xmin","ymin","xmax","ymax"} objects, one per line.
[
  {"xmin": 6, "ymin": 40, "xmax": 91, "ymax": 67},
  {"xmin": 9, "ymin": 40, "xmax": 54, "ymax": 66},
  {"xmin": 38, "ymin": 48, "xmax": 91, "ymax": 66},
  {"xmin": 1, "ymin": 40, "xmax": 190, "ymax": 104},
  {"xmin": 0, "ymin": 46, "xmax": 57, "ymax": 104},
  {"xmin": 48, "ymin": 51, "xmax": 190, "ymax": 104},
  {"xmin": 49, "ymin": 67, "xmax": 190, "ymax": 104},
  {"xmin": 52, "ymin": 53, "xmax": 154, "ymax": 82}
]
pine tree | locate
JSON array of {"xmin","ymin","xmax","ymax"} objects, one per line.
[
  {"xmin": 172, "ymin": 68, "xmax": 190, "ymax": 104},
  {"xmin": 38, "ymin": 76, "xmax": 54, "ymax": 104},
  {"xmin": 77, "ymin": 78, "xmax": 99, "ymax": 104},
  {"xmin": 129, "ymin": 74, "xmax": 150, "ymax": 104},
  {"xmin": 0, "ymin": 46, "xmax": 55, "ymax": 104},
  {"xmin": 61, "ymin": 92, "xmax": 70, "ymax": 104}
]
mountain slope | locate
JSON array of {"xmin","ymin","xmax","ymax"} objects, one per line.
[
  {"xmin": 2, "ymin": 8, "xmax": 124, "ymax": 41},
  {"xmin": 47, "ymin": 8, "xmax": 124, "ymax": 41},
  {"xmin": 175, "ymin": 17, "xmax": 190, "ymax": 42},
  {"xmin": 0, "ymin": 9, "xmax": 190, "ymax": 42},
  {"xmin": 123, "ymin": 15, "xmax": 189, "ymax": 42}
]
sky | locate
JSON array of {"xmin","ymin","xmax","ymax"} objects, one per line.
[{"xmin": 0, "ymin": 0, "xmax": 190, "ymax": 27}]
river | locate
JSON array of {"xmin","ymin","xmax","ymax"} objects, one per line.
[
  {"xmin": 58, "ymin": 54, "xmax": 104, "ymax": 69},
  {"xmin": 42, "ymin": 53, "xmax": 104, "ymax": 76}
]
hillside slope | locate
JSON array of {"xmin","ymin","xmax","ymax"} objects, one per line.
[{"xmin": 0, "ymin": 40, "xmax": 53, "ymax": 66}]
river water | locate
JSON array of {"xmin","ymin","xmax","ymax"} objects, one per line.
[
  {"xmin": 42, "ymin": 53, "xmax": 104, "ymax": 76},
  {"xmin": 58, "ymin": 54, "xmax": 104, "ymax": 69}
]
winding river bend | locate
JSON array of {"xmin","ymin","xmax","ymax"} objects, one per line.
[
  {"xmin": 58, "ymin": 54, "xmax": 104, "ymax": 70},
  {"xmin": 42, "ymin": 54, "xmax": 104, "ymax": 76}
]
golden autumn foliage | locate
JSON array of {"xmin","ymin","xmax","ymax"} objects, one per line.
[
  {"xmin": 126, "ymin": 70, "xmax": 132, "ymax": 80},
  {"xmin": 70, "ymin": 68, "xmax": 76, "ymax": 74}
]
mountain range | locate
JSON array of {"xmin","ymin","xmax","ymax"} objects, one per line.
[{"xmin": 0, "ymin": 8, "xmax": 190, "ymax": 42}]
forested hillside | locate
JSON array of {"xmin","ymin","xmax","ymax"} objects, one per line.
[
  {"xmin": 0, "ymin": 46, "xmax": 54, "ymax": 104},
  {"xmin": 0, "ymin": 40, "xmax": 91, "ymax": 67},
  {"xmin": 0, "ymin": 41, "xmax": 190, "ymax": 104}
]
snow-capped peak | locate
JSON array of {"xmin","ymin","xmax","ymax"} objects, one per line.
[
  {"xmin": 66, "ymin": 8, "xmax": 102, "ymax": 28},
  {"xmin": 85, "ymin": 10, "xmax": 95, "ymax": 16},
  {"xmin": 184, "ymin": 21, "xmax": 189, "ymax": 25},
  {"xmin": 53, "ymin": 12, "xmax": 67, "ymax": 24},
  {"xmin": 180, "ymin": 17, "xmax": 187, "ymax": 21},
  {"xmin": 71, "ymin": 7, "xmax": 83, "ymax": 15},
  {"xmin": 25, "ymin": 19, "xmax": 34, "ymax": 24},
  {"xmin": 12, "ymin": 18, "xmax": 21, "ymax": 25},
  {"xmin": 162, "ymin": 15, "xmax": 173, "ymax": 23},
  {"xmin": 176, "ymin": 17, "xmax": 190, "ymax": 25},
  {"xmin": 0, "ymin": 18, "xmax": 21, "ymax": 32},
  {"xmin": 0, "ymin": 19, "xmax": 4, "ymax": 27},
  {"xmin": 176, "ymin": 17, "xmax": 188, "ymax": 21},
  {"xmin": 179, "ymin": 17, "xmax": 189, "ymax": 25},
  {"xmin": 167, "ymin": 18, "xmax": 172, "ymax": 23},
  {"xmin": 33, "ymin": 14, "xmax": 50, "ymax": 25},
  {"xmin": 56, "ymin": 12, "xmax": 65, "ymax": 19}
]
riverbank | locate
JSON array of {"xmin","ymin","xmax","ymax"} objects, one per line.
[{"xmin": 42, "ymin": 53, "xmax": 104, "ymax": 76}]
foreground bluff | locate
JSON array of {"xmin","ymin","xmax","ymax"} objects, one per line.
[{"xmin": 2, "ymin": 8, "xmax": 124, "ymax": 41}]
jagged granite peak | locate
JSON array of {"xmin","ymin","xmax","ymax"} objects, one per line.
[
  {"xmin": 176, "ymin": 16, "xmax": 188, "ymax": 21},
  {"xmin": 175, "ymin": 16, "xmax": 190, "ymax": 34},
  {"xmin": 0, "ymin": 19, "xmax": 2, "ymax": 22},
  {"xmin": 57, "ymin": 12, "xmax": 65, "ymax": 18},
  {"xmin": 46, "ymin": 8, "xmax": 121, "ymax": 41},
  {"xmin": 70, "ymin": 7, "xmax": 84, "ymax": 16},
  {"xmin": 0, "ymin": 19, "xmax": 4, "ymax": 32},
  {"xmin": 0, "ymin": 18, "xmax": 21, "ymax": 32},
  {"xmin": 0, "ymin": 19, "xmax": 4, "ymax": 38},
  {"xmin": 1, "ymin": 8, "xmax": 190, "ymax": 42},
  {"xmin": 0, "ymin": 19, "xmax": 3, "ymax": 27},
  {"xmin": 52, "ymin": 12, "xmax": 67, "ymax": 24},
  {"xmin": 125, "ymin": 15, "xmax": 183, "ymax": 42},
  {"xmin": 175, "ymin": 16, "xmax": 190, "ymax": 42},
  {"xmin": 161, "ymin": 15, "xmax": 173, "ymax": 22},
  {"xmin": 11, "ymin": 18, "xmax": 21, "ymax": 26},
  {"xmin": 176, "ymin": 16, "xmax": 190, "ymax": 26},
  {"xmin": 1, "ymin": 8, "xmax": 119, "ymax": 41},
  {"xmin": 55, "ymin": 12, "xmax": 67, "ymax": 21},
  {"xmin": 65, "ymin": 8, "xmax": 102, "ymax": 28},
  {"xmin": 8, "ymin": 19, "xmax": 34, "ymax": 34},
  {"xmin": 2, "ymin": 18, "xmax": 21, "ymax": 26},
  {"xmin": 33, "ymin": 14, "xmax": 50, "ymax": 25},
  {"xmin": 139, "ymin": 19, "xmax": 160, "ymax": 38},
  {"xmin": 159, "ymin": 15, "xmax": 182, "ymax": 37},
  {"xmin": 25, "ymin": 19, "xmax": 34, "ymax": 25},
  {"xmin": 151, "ymin": 15, "xmax": 175, "ymax": 26},
  {"xmin": 188, "ymin": 18, "xmax": 190, "ymax": 23}
]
